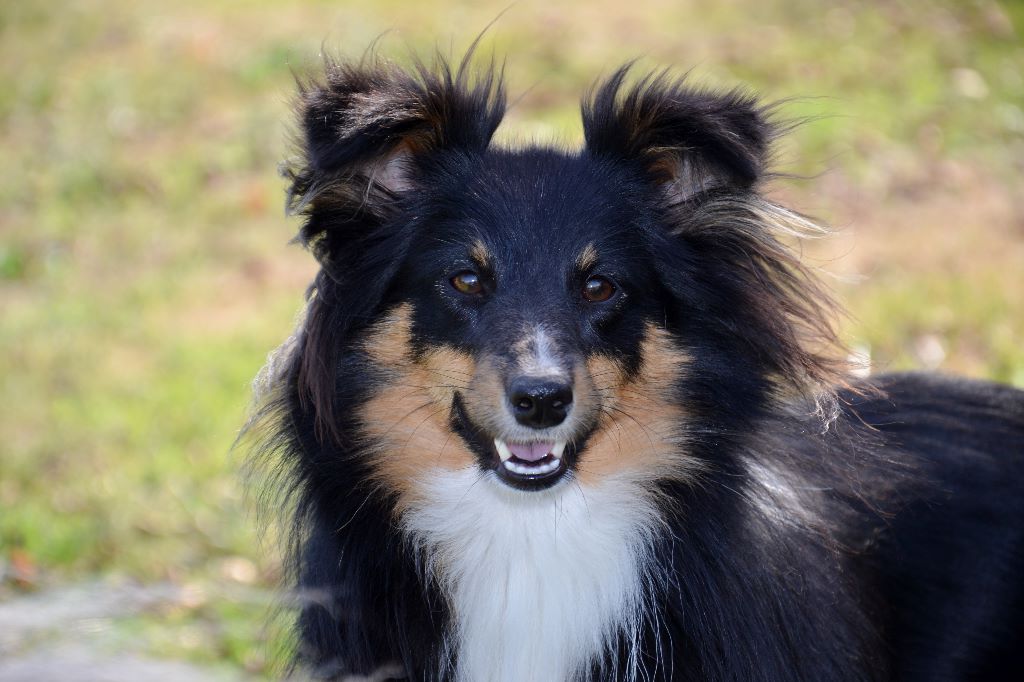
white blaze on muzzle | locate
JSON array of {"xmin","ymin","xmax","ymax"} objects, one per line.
[{"xmin": 517, "ymin": 327, "xmax": 569, "ymax": 379}]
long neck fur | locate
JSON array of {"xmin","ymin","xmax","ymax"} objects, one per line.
[{"xmin": 403, "ymin": 470, "xmax": 661, "ymax": 682}]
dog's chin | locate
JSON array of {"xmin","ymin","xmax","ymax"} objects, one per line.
[{"xmin": 451, "ymin": 394, "xmax": 583, "ymax": 492}]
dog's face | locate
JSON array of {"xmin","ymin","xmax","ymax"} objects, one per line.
[
  {"xmin": 286, "ymin": 59, "xmax": 843, "ymax": 504},
  {"xmin": 360, "ymin": 150, "xmax": 689, "ymax": 493}
]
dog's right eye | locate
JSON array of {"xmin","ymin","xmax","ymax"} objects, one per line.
[
  {"xmin": 450, "ymin": 271, "xmax": 483, "ymax": 296},
  {"xmin": 582, "ymin": 275, "xmax": 617, "ymax": 303}
]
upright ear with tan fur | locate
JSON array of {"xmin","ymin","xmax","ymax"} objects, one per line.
[
  {"xmin": 583, "ymin": 67, "xmax": 847, "ymax": 414},
  {"xmin": 582, "ymin": 65, "xmax": 774, "ymax": 202},
  {"xmin": 286, "ymin": 55, "xmax": 506, "ymax": 266}
]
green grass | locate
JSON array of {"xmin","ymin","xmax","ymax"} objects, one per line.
[{"xmin": 2, "ymin": 0, "xmax": 1022, "ymax": 676}]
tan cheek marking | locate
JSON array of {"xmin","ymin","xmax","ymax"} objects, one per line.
[
  {"xmin": 358, "ymin": 304, "xmax": 477, "ymax": 508},
  {"xmin": 576, "ymin": 324, "xmax": 700, "ymax": 486},
  {"xmin": 362, "ymin": 304, "xmax": 415, "ymax": 366},
  {"xmin": 460, "ymin": 356, "xmax": 511, "ymax": 441}
]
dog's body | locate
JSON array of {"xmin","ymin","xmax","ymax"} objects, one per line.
[{"xmin": 247, "ymin": 55, "xmax": 1024, "ymax": 681}]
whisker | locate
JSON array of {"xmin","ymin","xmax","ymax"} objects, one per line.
[
  {"xmin": 400, "ymin": 405, "xmax": 449, "ymax": 459},
  {"xmin": 602, "ymin": 405, "xmax": 664, "ymax": 454},
  {"xmin": 380, "ymin": 400, "xmax": 436, "ymax": 440}
]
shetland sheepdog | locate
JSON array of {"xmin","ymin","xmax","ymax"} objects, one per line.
[{"xmin": 245, "ymin": 53, "xmax": 1024, "ymax": 681}]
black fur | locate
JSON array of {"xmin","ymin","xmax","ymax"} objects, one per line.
[{"xmin": 246, "ymin": 54, "xmax": 1024, "ymax": 681}]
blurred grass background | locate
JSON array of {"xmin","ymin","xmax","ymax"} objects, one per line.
[{"xmin": 1, "ymin": 0, "xmax": 1022, "ymax": 677}]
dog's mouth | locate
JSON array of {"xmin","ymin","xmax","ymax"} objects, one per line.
[
  {"xmin": 492, "ymin": 438, "xmax": 569, "ymax": 487},
  {"xmin": 451, "ymin": 395, "xmax": 579, "ymax": 491}
]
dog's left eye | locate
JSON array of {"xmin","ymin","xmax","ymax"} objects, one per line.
[
  {"xmin": 450, "ymin": 271, "xmax": 483, "ymax": 296},
  {"xmin": 582, "ymin": 275, "xmax": 616, "ymax": 303}
]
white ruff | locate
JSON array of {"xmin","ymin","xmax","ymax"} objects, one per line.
[{"xmin": 402, "ymin": 469, "xmax": 660, "ymax": 682}]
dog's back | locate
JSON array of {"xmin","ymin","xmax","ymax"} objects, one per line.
[{"xmin": 847, "ymin": 373, "xmax": 1024, "ymax": 680}]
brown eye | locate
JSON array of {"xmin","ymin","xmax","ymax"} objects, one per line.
[
  {"xmin": 451, "ymin": 271, "xmax": 483, "ymax": 295},
  {"xmin": 583, "ymin": 276, "xmax": 616, "ymax": 302}
]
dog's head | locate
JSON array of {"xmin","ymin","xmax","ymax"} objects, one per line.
[{"xmin": 282, "ymin": 56, "xmax": 845, "ymax": 503}]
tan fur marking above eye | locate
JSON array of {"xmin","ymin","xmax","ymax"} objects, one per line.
[
  {"xmin": 576, "ymin": 324, "xmax": 701, "ymax": 486},
  {"xmin": 576, "ymin": 243, "xmax": 599, "ymax": 272},
  {"xmin": 469, "ymin": 239, "xmax": 491, "ymax": 268},
  {"xmin": 358, "ymin": 304, "xmax": 477, "ymax": 510}
]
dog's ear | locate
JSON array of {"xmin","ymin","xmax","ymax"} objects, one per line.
[
  {"xmin": 586, "ymin": 68, "xmax": 849, "ymax": 411},
  {"xmin": 284, "ymin": 55, "xmax": 505, "ymax": 444},
  {"xmin": 582, "ymin": 65, "xmax": 773, "ymax": 201},
  {"xmin": 286, "ymin": 54, "xmax": 506, "ymax": 263}
]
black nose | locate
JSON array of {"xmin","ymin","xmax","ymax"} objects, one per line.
[{"xmin": 508, "ymin": 377, "xmax": 573, "ymax": 429}]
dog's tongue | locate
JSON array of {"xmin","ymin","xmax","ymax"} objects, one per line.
[{"xmin": 507, "ymin": 441, "xmax": 554, "ymax": 462}]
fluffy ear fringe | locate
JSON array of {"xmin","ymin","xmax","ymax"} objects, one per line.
[
  {"xmin": 655, "ymin": 193, "xmax": 853, "ymax": 425},
  {"xmin": 585, "ymin": 66, "xmax": 851, "ymax": 420},
  {"xmin": 583, "ymin": 65, "xmax": 775, "ymax": 200},
  {"xmin": 284, "ymin": 52, "xmax": 507, "ymax": 264}
]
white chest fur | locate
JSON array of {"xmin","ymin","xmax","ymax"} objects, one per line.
[{"xmin": 402, "ymin": 470, "xmax": 659, "ymax": 682}]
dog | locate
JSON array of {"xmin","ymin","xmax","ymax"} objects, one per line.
[{"xmin": 245, "ymin": 53, "xmax": 1024, "ymax": 681}]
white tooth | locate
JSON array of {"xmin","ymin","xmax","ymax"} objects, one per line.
[
  {"xmin": 495, "ymin": 439, "xmax": 513, "ymax": 462},
  {"xmin": 551, "ymin": 441, "xmax": 567, "ymax": 459},
  {"xmin": 502, "ymin": 458, "xmax": 562, "ymax": 476}
]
